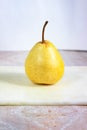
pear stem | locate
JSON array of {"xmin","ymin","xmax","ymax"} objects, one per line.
[{"xmin": 42, "ymin": 21, "xmax": 48, "ymax": 43}]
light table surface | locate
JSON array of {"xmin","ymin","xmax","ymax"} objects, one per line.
[{"xmin": 0, "ymin": 50, "xmax": 87, "ymax": 130}]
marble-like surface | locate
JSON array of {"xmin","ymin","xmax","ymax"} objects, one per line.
[
  {"xmin": 0, "ymin": 106, "xmax": 87, "ymax": 130},
  {"xmin": 0, "ymin": 66, "xmax": 87, "ymax": 105},
  {"xmin": 0, "ymin": 50, "xmax": 87, "ymax": 66},
  {"xmin": 0, "ymin": 51, "xmax": 87, "ymax": 130}
]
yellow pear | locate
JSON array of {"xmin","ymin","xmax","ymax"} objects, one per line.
[{"xmin": 25, "ymin": 21, "xmax": 64, "ymax": 85}]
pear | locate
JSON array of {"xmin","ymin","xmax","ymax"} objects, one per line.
[{"xmin": 25, "ymin": 21, "xmax": 64, "ymax": 85}]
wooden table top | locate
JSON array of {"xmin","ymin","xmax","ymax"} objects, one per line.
[{"xmin": 0, "ymin": 50, "xmax": 87, "ymax": 130}]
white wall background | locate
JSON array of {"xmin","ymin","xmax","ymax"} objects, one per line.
[{"xmin": 0, "ymin": 0, "xmax": 87, "ymax": 50}]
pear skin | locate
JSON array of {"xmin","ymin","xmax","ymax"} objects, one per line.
[{"xmin": 25, "ymin": 21, "xmax": 64, "ymax": 85}]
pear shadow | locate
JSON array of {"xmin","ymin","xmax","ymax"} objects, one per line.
[
  {"xmin": 0, "ymin": 70, "xmax": 81, "ymax": 88},
  {"xmin": 0, "ymin": 72, "xmax": 36, "ymax": 87}
]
